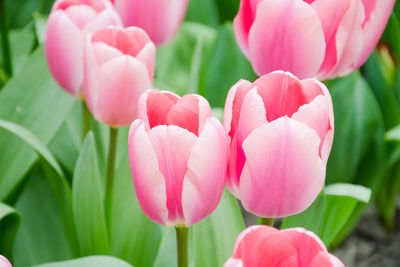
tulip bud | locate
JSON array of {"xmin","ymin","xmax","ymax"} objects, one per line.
[
  {"xmin": 0, "ymin": 256, "xmax": 12, "ymax": 267},
  {"xmin": 128, "ymin": 90, "xmax": 228, "ymax": 226},
  {"xmin": 234, "ymin": 0, "xmax": 395, "ymax": 80},
  {"xmin": 224, "ymin": 226, "xmax": 344, "ymax": 267},
  {"xmin": 84, "ymin": 26, "xmax": 155, "ymax": 127},
  {"xmin": 223, "ymin": 71, "xmax": 334, "ymax": 218},
  {"xmin": 112, "ymin": 0, "xmax": 189, "ymax": 45},
  {"xmin": 45, "ymin": 0, "xmax": 122, "ymax": 97}
]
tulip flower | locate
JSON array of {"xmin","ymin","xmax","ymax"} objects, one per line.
[
  {"xmin": 84, "ymin": 26, "xmax": 155, "ymax": 127},
  {"xmin": 224, "ymin": 226, "xmax": 345, "ymax": 267},
  {"xmin": 112, "ymin": 0, "xmax": 189, "ymax": 45},
  {"xmin": 128, "ymin": 90, "xmax": 228, "ymax": 226},
  {"xmin": 223, "ymin": 71, "xmax": 334, "ymax": 218},
  {"xmin": 234, "ymin": 0, "xmax": 395, "ymax": 80},
  {"xmin": 0, "ymin": 256, "xmax": 12, "ymax": 267},
  {"xmin": 45, "ymin": 0, "xmax": 122, "ymax": 97}
]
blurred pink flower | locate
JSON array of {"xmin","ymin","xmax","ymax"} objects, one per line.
[
  {"xmin": 0, "ymin": 256, "xmax": 12, "ymax": 267},
  {"xmin": 223, "ymin": 71, "xmax": 334, "ymax": 218},
  {"xmin": 112, "ymin": 0, "xmax": 188, "ymax": 45},
  {"xmin": 224, "ymin": 226, "xmax": 345, "ymax": 267},
  {"xmin": 45, "ymin": 0, "xmax": 122, "ymax": 97},
  {"xmin": 84, "ymin": 26, "xmax": 155, "ymax": 127},
  {"xmin": 128, "ymin": 90, "xmax": 228, "ymax": 226},
  {"xmin": 234, "ymin": 0, "xmax": 395, "ymax": 80}
]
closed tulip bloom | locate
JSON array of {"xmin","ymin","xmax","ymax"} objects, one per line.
[
  {"xmin": 223, "ymin": 71, "xmax": 334, "ymax": 218},
  {"xmin": 0, "ymin": 256, "xmax": 12, "ymax": 267},
  {"xmin": 224, "ymin": 226, "xmax": 345, "ymax": 267},
  {"xmin": 128, "ymin": 90, "xmax": 228, "ymax": 226},
  {"xmin": 84, "ymin": 26, "xmax": 155, "ymax": 127},
  {"xmin": 45, "ymin": 0, "xmax": 122, "ymax": 97},
  {"xmin": 112, "ymin": 0, "xmax": 188, "ymax": 45},
  {"xmin": 234, "ymin": 0, "xmax": 395, "ymax": 80}
]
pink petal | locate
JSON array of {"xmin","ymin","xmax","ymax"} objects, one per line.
[
  {"xmin": 311, "ymin": 0, "xmax": 352, "ymax": 75},
  {"xmin": 90, "ymin": 42, "xmax": 123, "ymax": 65},
  {"xmin": 322, "ymin": 0, "xmax": 365, "ymax": 79},
  {"xmin": 232, "ymin": 225, "xmax": 298, "ymax": 267},
  {"xmin": 147, "ymin": 125, "xmax": 197, "ymax": 225},
  {"xmin": 355, "ymin": 0, "xmax": 396, "ymax": 69},
  {"xmin": 128, "ymin": 120, "xmax": 168, "ymax": 225},
  {"xmin": 253, "ymin": 71, "xmax": 309, "ymax": 121},
  {"xmin": 136, "ymin": 42, "xmax": 156, "ymax": 81},
  {"xmin": 311, "ymin": 252, "xmax": 345, "ymax": 267},
  {"xmin": 248, "ymin": 0, "xmax": 325, "ymax": 78},
  {"xmin": 83, "ymin": 8, "xmax": 123, "ymax": 34},
  {"xmin": 63, "ymin": 5, "xmax": 98, "ymax": 30},
  {"xmin": 86, "ymin": 56, "xmax": 151, "ymax": 127},
  {"xmin": 0, "ymin": 256, "xmax": 11, "ymax": 267},
  {"xmin": 114, "ymin": 0, "xmax": 188, "ymax": 45},
  {"xmin": 53, "ymin": 0, "xmax": 107, "ymax": 12},
  {"xmin": 182, "ymin": 118, "xmax": 228, "ymax": 225},
  {"xmin": 239, "ymin": 117, "xmax": 325, "ymax": 218},
  {"xmin": 138, "ymin": 90, "xmax": 179, "ymax": 130},
  {"xmin": 223, "ymin": 258, "xmax": 243, "ymax": 267},
  {"xmin": 45, "ymin": 11, "xmax": 84, "ymax": 97},
  {"xmin": 233, "ymin": 0, "xmax": 263, "ymax": 57},
  {"xmin": 281, "ymin": 228, "xmax": 327, "ymax": 266}
]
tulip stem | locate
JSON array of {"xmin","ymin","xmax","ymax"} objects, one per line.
[
  {"xmin": 175, "ymin": 226, "xmax": 189, "ymax": 267},
  {"xmin": 0, "ymin": 0, "xmax": 12, "ymax": 77},
  {"xmin": 105, "ymin": 127, "xmax": 118, "ymax": 233},
  {"xmin": 82, "ymin": 100, "xmax": 91, "ymax": 140},
  {"xmin": 259, "ymin": 217, "xmax": 275, "ymax": 227}
]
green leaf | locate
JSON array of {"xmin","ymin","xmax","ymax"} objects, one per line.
[
  {"xmin": 111, "ymin": 128, "xmax": 163, "ymax": 267},
  {"xmin": 0, "ymin": 203, "xmax": 19, "ymax": 260},
  {"xmin": 13, "ymin": 165, "xmax": 72, "ymax": 267},
  {"xmin": 326, "ymin": 71, "xmax": 385, "ymax": 192},
  {"xmin": 0, "ymin": 119, "xmax": 64, "ymax": 178},
  {"xmin": 0, "ymin": 46, "xmax": 75, "ymax": 201},
  {"xmin": 72, "ymin": 133, "xmax": 109, "ymax": 256},
  {"xmin": 34, "ymin": 256, "xmax": 133, "ymax": 267},
  {"xmin": 185, "ymin": 0, "xmax": 220, "ymax": 27},
  {"xmin": 282, "ymin": 184, "xmax": 371, "ymax": 249},
  {"xmin": 5, "ymin": 0, "xmax": 53, "ymax": 28},
  {"xmin": 385, "ymin": 124, "xmax": 400, "ymax": 141},
  {"xmin": 33, "ymin": 12, "xmax": 47, "ymax": 45},
  {"xmin": 156, "ymin": 22, "xmax": 217, "ymax": 96},
  {"xmin": 192, "ymin": 190, "xmax": 245, "ymax": 267}
]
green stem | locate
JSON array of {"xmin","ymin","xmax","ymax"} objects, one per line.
[
  {"xmin": 175, "ymin": 226, "xmax": 189, "ymax": 267},
  {"xmin": 0, "ymin": 0, "xmax": 12, "ymax": 76},
  {"xmin": 258, "ymin": 217, "xmax": 275, "ymax": 227},
  {"xmin": 105, "ymin": 127, "xmax": 118, "ymax": 232},
  {"xmin": 82, "ymin": 100, "xmax": 91, "ymax": 141}
]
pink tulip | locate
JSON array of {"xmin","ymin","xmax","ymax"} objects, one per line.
[
  {"xmin": 234, "ymin": 0, "xmax": 395, "ymax": 80},
  {"xmin": 0, "ymin": 256, "xmax": 12, "ymax": 267},
  {"xmin": 128, "ymin": 90, "xmax": 228, "ymax": 226},
  {"xmin": 224, "ymin": 226, "xmax": 345, "ymax": 267},
  {"xmin": 223, "ymin": 71, "xmax": 334, "ymax": 218},
  {"xmin": 112, "ymin": 0, "xmax": 189, "ymax": 45},
  {"xmin": 45, "ymin": 0, "xmax": 122, "ymax": 97},
  {"xmin": 84, "ymin": 26, "xmax": 155, "ymax": 127}
]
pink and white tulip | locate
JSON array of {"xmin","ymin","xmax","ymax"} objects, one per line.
[
  {"xmin": 128, "ymin": 90, "xmax": 228, "ymax": 226},
  {"xmin": 84, "ymin": 26, "xmax": 155, "ymax": 127},
  {"xmin": 112, "ymin": 0, "xmax": 189, "ymax": 45},
  {"xmin": 224, "ymin": 71, "xmax": 334, "ymax": 218},
  {"xmin": 224, "ymin": 226, "xmax": 345, "ymax": 267},
  {"xmin": 234, "ymin": 0, "xmax": 395, "ymax": 80},
  {"xmin": 45, "ymin": 0, "xmax": 122, "ymax": 97},
  {"xmin": 0, "ymin": 256, "xmax": 12, "ymax": 267}
]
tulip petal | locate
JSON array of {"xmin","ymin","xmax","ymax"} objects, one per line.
[
  {"xmin": 136, "ymin": 42, "xmax": 156, "ymax": 81},
  {"xmin": 63, "ymin": 5, "xmax": 98, "ymax": 30},
  {"xmin": 281, "ymin": 228, "xmax": 327, "ymax": 266},
  {"xmin": 239, "ymin": 117, "xmax": 325, "ymax": 217},
  {"xmin": 138, "ymin": 90, "xmax": 179, "ymax": 130},
  {"xmin": 148, "ymin": 125, "xmax": 197, "ymax": 225},
  {"xmin": 128, "ymin": 120, "xmax": 168, "ymax": 225},
  {"xmin": 248, "ymin": 0, "xmax": 325, "ymax": 78},
  {"xmin": 88, "ymin": 56, "xmax": 151, "ymax": 127},
  {"xmin": 182, "ymin": 118, "xmax": 227, "ymax": 225},
  {"xmin": 253, "ymin": 71, "xmax": 309, "ymax": 121},
  {"xmin": 232, "ymin": 225, "xmax": 298, "ymax": 266},
  {"xmin": 356, "ymin": 0, "xmax": 395, "ymax": 69},
  {"xmin": 223, "ymin": 258, "xmax": 243, "ymax": 267},
  {"xmin": 83, "ymin": 8, "xmax": 122, "ymax": 34},
  {"xmin": 45, "ymin": 11, "xmax": 84, "ymax": 97}
]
